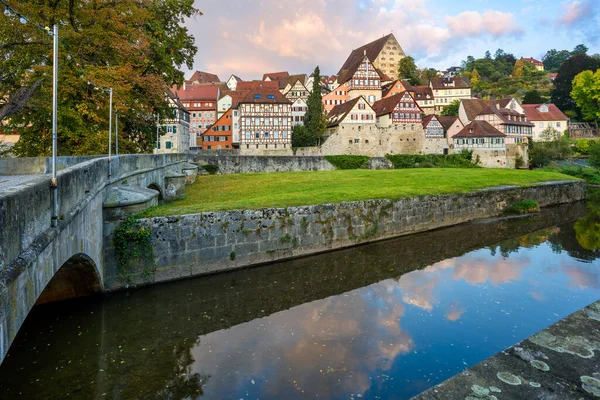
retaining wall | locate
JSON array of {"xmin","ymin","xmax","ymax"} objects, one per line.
[{"xmin": 104, "ymin": 180, "xmax": 586, "ymax": 289}]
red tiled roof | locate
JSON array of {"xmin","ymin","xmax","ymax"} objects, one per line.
[
  {"xmin": 371, "ymin": 92, "xmax": 423, "ymax": 117},
  {"xmin": 238, "ymin": 87, "xmax": 291, "ymax": 105},
  {"xmin": 327, "ymin": 97, "xmax": 367, "ymax": 127},
  {"xmin": 454, "ymin": 120, "xmax": 506, "ymax": 138},
  {"xmin": 337, "ymin": 34, "xmax": 394, "ymax": 75},
  {"xmin": 437, "ymin": 116, "xmax": 461, "ymax": 131},
  {"xmin": 522, "ymin": 104, "xmax": 568, "ymax": 122},
  {"xmin": 430, "ymin": 76, "xmax": 471, "ymax": 90},
  {"xmin": 236, "ymin": 81, "xmax": 279, "ymax": 91},
  {"xmin": 422, "ymin": 114, "xmax": 438, "ymax": 127},
  {"xmin": 411, "ymin": 85, "xmax": 434, "ymax": 100},
  {"xmin": 263, "ymin": 71, "xmax": 289, "ymax": 81},
  {"xmin": 477, "ymin": 105, "xmax": 534, "ymax": 127},
  {"xmin": 175, "ymin": 84, "xmax": 221, "ymax": 101},
  {"xmin": 521, "ymin": 57, "xmax": 543, "ymax": 66},
  {"xmin": 188, "ymin": 71, "xmax": 221, "ymax": 84}
]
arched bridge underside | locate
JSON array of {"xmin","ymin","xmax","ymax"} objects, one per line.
[{"xmin": 0, "ymin": 154, "xmax": 195, "ymax": 364}]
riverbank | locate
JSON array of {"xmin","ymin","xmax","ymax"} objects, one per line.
[
  {"xmin": 103, "ymin": 180, "xmax": 586, "ymax": 290},
  {"xmin": 412, "ymin": 299, "xmax": 600, "ymax": 399},
  {"xmin": 139, "ymin": 169, "xmax": 577, "ymax": 217}
]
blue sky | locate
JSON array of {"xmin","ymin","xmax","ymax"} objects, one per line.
[{"xmin": 184, "ymin": 0, "xmax": 600, "ymax": 80}]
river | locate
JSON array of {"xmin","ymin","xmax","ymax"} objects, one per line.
[{"xmin": 1, "ymin": 197, "xmax": 599, "ymax": 399}]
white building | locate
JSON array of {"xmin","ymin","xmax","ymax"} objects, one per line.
[{"xmin": 155, "ymin": 91, "xmax": 191, "ymax": 154}]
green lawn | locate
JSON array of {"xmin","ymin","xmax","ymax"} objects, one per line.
[{"xmin": 141, "ymin": 168, "xmax": 578, "ymax": 217}]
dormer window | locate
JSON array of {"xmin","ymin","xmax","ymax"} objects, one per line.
[
  {"xmin": 254, "ymin": 94, "xmax": 261, "ymax": 99},
  {"xmin": 539, "ymin": 105, "xmax": 549, "ymax": 113}
]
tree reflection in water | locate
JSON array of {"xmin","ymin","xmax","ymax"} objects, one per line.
[{"xmin": 574, "ymin": 188, "xmax": 600, "ymax": 252}]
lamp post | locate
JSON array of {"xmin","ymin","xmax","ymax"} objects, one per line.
[
  {"xmin": 108, "ymin": 87, "xmax": 113, "ymax": 177},
  {"xmin": 51, "ymin": 24, "xmax": 58, "ymax": 227},
  {"xmin": 115, "ymin": 110, "xmax": 119, "ymax": 156}
]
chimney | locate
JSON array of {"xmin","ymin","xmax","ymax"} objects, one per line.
[
  {"xmin": 183, "ymin": 81, "xmax": 186, "ymax": 90},
  {"xmin": 364, "ymin": 49, "xmax": 367, "ymax": 56},
  {"xmin": 495, "ymin": 103, "xmax": 500, "ymax": 110}
]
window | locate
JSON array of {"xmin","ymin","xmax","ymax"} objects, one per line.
[
  {"xmin": 557, "ymin": 122, "xmax": 561, "ymax": 128},
  {"xmin": 358, "ymin": 103, "xmax": 365, "ymax": 110},
  {"xmin": 255, "ymin": 118, "xmax": 260, "ymax": 125},
  {"xmin": 255, "ymin": 132, "xmax": 260, "ymax": 139},
  {"xmin": 274, "ymin": 132, "xmax": 279, "ymax": 139},
  {"xmin": 245, "ymin": 132, "xmax": 250, "ymax": 139},
  {"xmin": 268, "ymin": 94, "xmax": 275, "ymax": 99},
  {"xmin": 198, "ymin": 113, "xmax": 202, "ymax": 118},
  {"xmin": 354, "ymin": 138, "xmax": 360, "ymax": 144},
  {"xmin": 166, "ymin": 141, "xmax": 172, "ymax": 149},
  {"xmin": 234, "ymin": 110, "xmax": 238, "ymax": 116},
  {"xmin": 264, "ymin": 132, "xmax": 269, "ymax": 139},
  {"xmin": 283, "ymin": 131, "xmax": 288, "ymax": 138},
  {"xmin": 254, "ymin": 94, "xmax": 261, "ymax": 99}
]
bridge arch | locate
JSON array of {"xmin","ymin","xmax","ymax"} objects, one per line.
[
  {"xmin": 147, "ymin": 183, "xmax": 164, "ymax": 202},
  {"xmin": 35, "ymin": 253, "xmax": 102, "ymax": 306}
]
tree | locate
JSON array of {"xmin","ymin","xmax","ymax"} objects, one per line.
[
  {"xmin": 291, "ymin": 125, "xmax": 314, "ymax": 147},
  {"xmin": 397, "ymin": 56, "xmax": 421, "ymax": 85},
  {"xmin": 484, "ymin": 50, "xmax": 492, "ymax": 60},
  {"xmin": 440, "ymin": 99, "xmax": 460, "ymax": 116},
  {"xmin": 303, "ymin": 66, "xmax": 327, "ymax": 144},
  {"xmin": 571, "ymin": 69, "xmax": 600, "ymax": 122},
  {"xmin": 572, "ymin": 44, "xmax": 589, "ymax": 57},
  {"xmin": 470, "ymin": 69, "xmax": 481, "ymax": 87},
  {"xmin": 419, "ymin": 68, "xmax": 438, "ymax": 83},
  {"xmin": 523, "ymin": 90, "xmax": 544, "ymax": 104},
  {"xmin": 552, "ymin": 55, "xmax": 600, "ymax": 118},
  {"xmin": 542, "ymin": 49, "xmax": 572, "ymax": 72},
  {"xmin": 2, "ymin": 0, "xmax": 199, "ymax": 157}
]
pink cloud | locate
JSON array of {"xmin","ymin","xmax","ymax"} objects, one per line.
[
  {"xmin": 559, "ymin": 0, "xmax": 591, "ymax": 27},
  {"xmin": 445, "ymin": 10, "xmax": 523, "ymax": 38}
]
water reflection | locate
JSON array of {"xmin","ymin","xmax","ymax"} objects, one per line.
[{"xmin": 1, "ymin": 201, "xmax": 599, "ymax": 399}]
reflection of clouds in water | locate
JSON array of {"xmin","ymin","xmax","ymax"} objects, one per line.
[
  {"xmin": 561, "ymin": 262, "xmax": 600, "ymax": 289},
  {"xmin": 396, "ymin": 252, "xmax": 530, "ymax": 312},
  {"xmin": 190, "ymin": 281, "xmax": 413, "ymax": 399},
  {"xmin": 530, "ymin": 290, "xmax": 546, "ymax": 301},
  {"xmin": 445, "ymin": 302, "xmax": 466, "ymax": 321}
]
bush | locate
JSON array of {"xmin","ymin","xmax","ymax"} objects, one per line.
[
  {"xmin": 385, "ymin": 152, "xmax": 477, "ymax": 169},
  {"xmin": 590, "ymin": 143, "xmax": 600, "ymax": 168},
  {"xmin": 573, "ymin": 139, "xmax": 600, "ymax": 156},
  {"xmin": 515, "ymin": 154, "xmax": 525, "ymax": 169},
  {"xmin": 503, "ymin": 200, "xmax": 540, "ymax": 215},
  {"xmin": 324, "ymin": 155, "xmax": 369, "ymax": 170},
  {"xmin": 201, "ymin": 164, "xmax": 219, "ymax": 174},
  {"xmin": 557, "ymin": 166, "xmax": 600, "ymax": 184},
  {"xmin": 292, "ymin": 125, "xmax": 316, "ymax": 148},
  {"xmin": 528, "ymin": 137, "xmax": 572, "ymax": 168}
]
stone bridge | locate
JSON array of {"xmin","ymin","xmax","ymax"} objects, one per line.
[{"xmin": 0, "ymin": 154, "xmax": 198, "ymax": 364}]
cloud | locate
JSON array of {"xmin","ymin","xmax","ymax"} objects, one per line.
[
  {"xmin": 558, "ymin": 0, "xmax": 592, "ymax": 27},
  {"xmin": 446, "ymin": 302, "xmax": 466, "ymax": 321},
  {"xmin": 445, "ymin": 10, "xmax": 523, "ymax": 38},
  {"xmin": 184, "ymin": 0, "xmax": 525, "ymax": 79}
]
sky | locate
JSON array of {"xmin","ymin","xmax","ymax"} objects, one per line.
[{"xmin": 184, "ymin": 0, "xmax": 600, "ymax": 80}]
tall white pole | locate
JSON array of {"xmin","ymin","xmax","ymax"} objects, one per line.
[
  {"xmin": 115, "ymin": 111, "xmax": 119, "ymax": 156},
  {"xmin": 51, "ymin": 25, "xmax": 58, "ymax": 227},
  {"xmin": 108, "ymin": 88, "xmax": 113, "ymax": 177}
]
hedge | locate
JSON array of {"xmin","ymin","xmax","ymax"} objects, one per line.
[
  {"xmin": 385, "ymin": 151, "xmax": 477, "ymax": 169},
  {"xmin": 324, "ymin": 155, "xmax": 369, "ymax": 170}
]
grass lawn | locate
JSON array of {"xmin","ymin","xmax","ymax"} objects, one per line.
[{"xmin": 141, "ymin": 168, "xmax": 578, "ymax": 217}]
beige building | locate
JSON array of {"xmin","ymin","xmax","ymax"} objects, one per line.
[
  {"xmin": 338, "ymin": 34, "xmax": 405, "ymax": 81},
  {"xmin": 453, "ymin": 120, "xmax": 508, "ymax": 168},
  {"xmin": 338, "ymin": 54, "xmax": 384, "ymax": 104},
  {"xmin": 155, "ymin": 90, "xmax": 191, "ymax": 154},
  {"xmin": 430, "ymin": 77, "xmax": 472, "ymax": 113},
  {"xmin": 411, "ymin": 85, "xmax": 436, "ymax": 115},
  {"xmin": 522, "ymin": 103, "xmax": 568, "ymax": 141}
]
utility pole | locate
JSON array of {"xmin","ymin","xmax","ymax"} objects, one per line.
[
  {"xmin": 108, "ymin": 88, "xmax": 113, "ymax": 177},
  {"xmin": 115, "ymin": 110, "xmax": 119, "ymax": 156},
  {"xmin": 51, "ymin": 25, "xmax": 58, "ymax": 227}
]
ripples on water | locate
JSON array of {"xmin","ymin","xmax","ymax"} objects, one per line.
[{"xmin": 1, "ymin": 200, "xmax": 599, "ymax": 400}]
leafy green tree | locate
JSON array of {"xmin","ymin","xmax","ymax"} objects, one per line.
[
  {"xmin": 397, "ymin": 56, "xmax": 421, "ymax": 85},
  {"xmin": 571, "ymin": 69, "xmax": 600, "ymax": 122},
  {"xmin": 542, "ymin": 49, "xmax": 572, "ymax": 72},
  {"xmin": 572, "ymin": 44, "xmax": 589, "ymax": 57},
  {"xmin": 523, "ymin": 90, "xmax": 544, "ymax": 104},
  {"xmin": 440, "ymin": 99, "xmax": 460, "ymax": 116},
  {"xmin": 2, "ymin": 0, "xmax": 199, "ymax": 157},
  {"xmin": 303, "ymin": 66, "xmax": 327, "ymax": 144},
  {"xmin": 484, "ymin": 50, "xmax": 492, "ymax": 60},
  {"xmin": 590, "ymin": 141, "xmax": 600, "ymax": 168},
  {"xmin": 291, "ymin": 125, "xmax": 314, "ymax": 147},
  {"xmin": 552, "ymin": 54, "xmax": 600, "ymax": 118},
  {"xmin": 419, "ymin": 68, "xmax": 438, "ymax": 83}
]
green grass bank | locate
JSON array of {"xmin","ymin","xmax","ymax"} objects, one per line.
[{"xmin": 141, "ymin": 168, "xmax": 578, "ymax": 217}]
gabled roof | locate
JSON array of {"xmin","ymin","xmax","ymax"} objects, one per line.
[
  {"xmin": 437, "ymin": 116, "xmax": 462, "ymax": 131},
  {"xmin": 263, "ymin": 71, "xmax": 289, "ymax": 81},
  {"xmin": 521, "ymin": 57, "xmax": 543, "ymax": 66},
  {"xmin": 422, "ymin": 114, "xmax": 440, "ymax": 127},
  {"xmin": 188, "ymin": 71, "xmax": 221, "ymax": 84},
  {"xmin": 281, "ymin": 74, "xmax": 308, "ymax": 90},
  {"xmin": 522, "ymin": 104, "xmax": 568, "ymax": 122},
  {"xmin": 175, "ymin": 83, "xmax": 221, "ymax": 101},
  {"xmin": 219, "ymin": 90, "xmax": 247, "ymax": 108},
  {"xmin": 327, "ymin": 97, "xmax": 368, "ymax": 127},
  {"xmin": 461, "ymin": 98, "xmax": 495, "ymax": 121},
  {"xmin": 236, "ymin": 81, "xmax": 279, "ymax": 91},
  {"xmin": 477, "ymin": 105, "xmax": 534, "ymax": 127},
  {"xmin": 454, "ymin": 120, "xmax": 506, "ymax": 138},
  {"xmin": 228, "ymin": 74, "xmax": 243, "ymax": 82},
  {"xmin": 165, "ymin": 88, "xmax": 188, "ymax": 112},
  {"xmin": 371, "ymin": 92, "xmax": 423, "ymax": 117},
  {"xmin": 430, "ymin": 76, "xmax": 471, "ymax": 90},
  {"xmin": 411, "ymin": 85, "xmax": 434, "ymax": 100},
  {"xmin": 238, "ymin": 87, "xmax": 291, "ymax": 105},
  {"xmin": 337, "ymin": 55, "xmax": 384, "ymax": 85},
  {"xmin": 338, "ymin": 34, "xmax": 396, "ymax": 75}
]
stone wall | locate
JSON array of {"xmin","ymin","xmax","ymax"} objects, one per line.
[
  {"xmin": 0, "ymin": 155, "xmax": 103, "ymax": 175},
  {"xmin": 193, "ymin": 154, "xmax": 335, "ymax": 174},
  {"xmin": 107, "ymin": 180, "xmax": 585, "ymax": 290}
]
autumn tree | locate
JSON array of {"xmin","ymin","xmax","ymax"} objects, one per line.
[
  {"xmin": 571, "ymin": 69, "xmax": 600, "ymax": 122},
  {"xmin": 397, "ymin": 56, "xmax": 421, "ymax": 85},
  {"xmin": 552, "ymin": 54, "xmax": 600, "ymax": 119},
  {"xmin": 1, "ymin": 0, "xmax": 199, "ymax": 157},
  {"xmin": 304, "ymin": 66, "xmax": 327, "ymax": 145}
]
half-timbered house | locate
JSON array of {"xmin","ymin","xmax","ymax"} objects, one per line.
[{"xmin": 337, "ymin": 53, "xmax": 384, "ymax": 104}]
